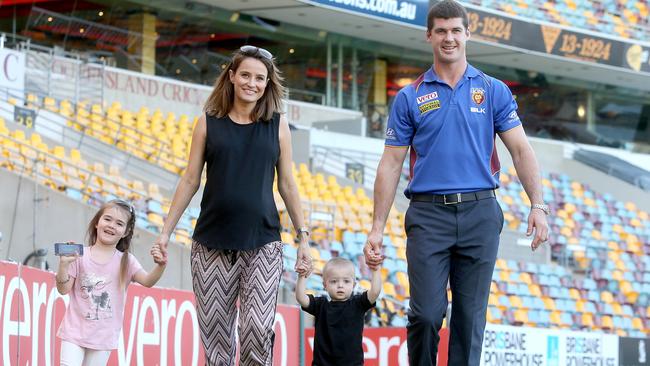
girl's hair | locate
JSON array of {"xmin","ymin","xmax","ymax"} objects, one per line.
[
  {"xmin": 86, "ymin": 199, "xmax": 136, "ymax": 289},
  {"xmin": 203, "ymin": 46, "xmax": 285, "ymax": 122}
]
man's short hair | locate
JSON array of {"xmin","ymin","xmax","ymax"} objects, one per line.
[
  {"xmin": 322, "ymin": 257, "xmax": 355, "ymax": 279},
  {"xmin": 427, "ymin": 0, "xmax": 469, "ymax": 32}
]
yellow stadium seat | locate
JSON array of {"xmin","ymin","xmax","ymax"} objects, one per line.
[
  {"xmin": 495, "ymin": 259, "xmax": 508, "ymax": 270},
  {"xmin": 52, "ymin": 145, "xmax": 66, "ymax": 159},
  {"xmin": 27, "ymin": 93, "xmax": 39, "ymax": 105},
  {"xmin": 69, "ymin": 149, "xmax": 82, "ymax": 163},
  {"xmin": 601, "ymin": 291, "xmax": 614, "ymax": 303},
  {"xmin": 632, "ymin": 317, "xmax": 644, "ymax": 331},
  {"xmin": 358, "ymin": 279, "xmax": 371, "ymax": 291},
  {"xmin": 44, "ymin": 97, "xmax": 58, "ymax": 112},
  {"xmin": 581, "ymin": 313, "xmax": 594, "ymax": 328},
  {"xmin": 528, "ymin": 284, "xmax": 542, "ymax": 297},
  {"xmin": 396, "ymin": 271, "xmax": 409, "ymax": 288},
  {"xmin": 569, "ymin": 288, "xmax": 581, "ymax": 300},
  {"xmin": 383, "ymin": 283, "xmax": 397, "ymax": 297},
  {"xmin": 542, "ymin": 297, "xmax": 556, "ymax": 310},
  {"xmin": 514, "ymin": 309, "xmax": 528, "ymax": 324},
  {"xmin": 174, "ymin": 231, "xmax": 191, "ymax": 246},
  {"xmin": 13, "ymin": 130, "xmax": 26, "ymax": 141},
  {"xmin": 280, "ymin": 231, "xmax": 294, "ymax": 245},
  {"xmin": 29, "ymin": 133, "xmax": 42, "ymax": 147},
  {"xmin": 601, "ymin": 315, "xmax": 614, "ymax": 330},
  {"xmin": 625, "ymin": 292, "xmax": 639, "ymax": 304},
  {"xmin": 509, "ymin": 295, "xmax": 523, "ymax": 308},
  {"xmin": 550, "ymin": 311, "xmax": 563, "ymax": 326},
  {"xmin": 147, "ymin": 212, "xmax": 164, "ymax": 227},
  {"xmin": 499, "ymin": 271, "xmax": 510, "ymax": 282},
  {"xmin": 488, "ymin": 295, "xmax": 499, "ymax": 307},
  {"xmin": 490, "ymin": 281, "xmax": 499, "ymax": 294}
]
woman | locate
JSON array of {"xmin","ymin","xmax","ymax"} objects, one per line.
[{"xmin": 155, "ymin": 45, "xmax": 313, "ymax": 365}]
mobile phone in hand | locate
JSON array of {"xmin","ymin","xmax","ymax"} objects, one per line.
[{"xmin": 54, "ymin": 243, "xmax": 84, "ymax": 256}]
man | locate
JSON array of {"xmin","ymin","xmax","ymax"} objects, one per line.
[{"xmin": 363, "ymin": 1, "xmax": 550, "ymax": 365}]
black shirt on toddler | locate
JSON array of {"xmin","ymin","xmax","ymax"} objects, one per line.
[{"xmin": 302, "ymin": 291, "xmax": 376, "ymax": 366}]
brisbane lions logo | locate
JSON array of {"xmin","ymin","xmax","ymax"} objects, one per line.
[{"xmin": 471, "ymin": 88, "xmax": 485, "ymax": 105}]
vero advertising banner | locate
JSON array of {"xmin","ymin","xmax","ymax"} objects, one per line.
[{"xmin": 0, "ymin": 261, "xmax": 300, "ymax": 366}]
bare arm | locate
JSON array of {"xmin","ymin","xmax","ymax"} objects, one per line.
[
  {"xmin": 277, "ymin": 115, "xmax": 312, "ymax": 276},
  {"xmin": 156, "ymin": 115, "xmax": 207, "ymax": 255},
  {"xmin": 55, "ymin": 256, "xmax": 77, "ymax": 295},
  {"xmin": 365, "ymin": 146, "xmax": 408, "ymax": 269},
  {"xmin": 499, "ymin": 125, "xmax": 549, "ymax": 250},
  {"xmin": 367, "ymin": 268, "xmax": 382, "ymax": 303},
  {"xmin": 499, "ymin": 126, "xmax": 543, "ymax": 204},
  {"xmin": 295, "ymin": 274, "xmax": 310, "ymax": 308},
  {"xmin": 132, "ymin": 243, "xmax": 167, "ymax": 287},
  {"xmin": 133, "ymin": 264, "xmax": 166, "ymax": 288}
]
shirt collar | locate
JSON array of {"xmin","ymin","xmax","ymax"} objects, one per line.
[{"xmin": 423, "ymin": 63, "xmax": 480, "ymax": 83}]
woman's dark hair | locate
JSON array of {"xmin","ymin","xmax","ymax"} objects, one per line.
[{"xmin": 203, "ymin": 46, "xmax": 285, "ymax": 122}]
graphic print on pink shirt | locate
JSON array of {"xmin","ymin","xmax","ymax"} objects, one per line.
[{"xmin": 79, "ymin": 272, "xmax": 113, "ymax": 320}]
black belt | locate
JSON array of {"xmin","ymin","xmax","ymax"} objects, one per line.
[{"xmin": 411, "ymin": 189, "xmax": 495, "ymax": 204}]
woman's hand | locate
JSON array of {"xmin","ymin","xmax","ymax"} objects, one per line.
[
  {"xmin": 295, "ymin": 238, "xmax": 313, "ymax": 277},
  {"xmin": 151, "ymin": 243, "xmax": 167, "ymax": 265},
  {"xmin": 153, "ymin": 234, "xmax": 170, "ymax": 263}
]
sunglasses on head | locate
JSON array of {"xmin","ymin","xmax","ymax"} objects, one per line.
[
  {"xmin": 239, "ymin": 45, "xmax": 273, "ymax": 60},
  {"xmin": 112, "ymin": 199, "xmax": 135, "ymax": 216}
]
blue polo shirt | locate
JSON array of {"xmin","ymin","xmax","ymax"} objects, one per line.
[{"xmin": 385, "ymin": 64, "xmax": 521, "ymax": 196}]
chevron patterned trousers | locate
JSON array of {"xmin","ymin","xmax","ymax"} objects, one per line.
[{"xmin": 190, "ymin": 241, "xmax": 284, "ymax": 366}]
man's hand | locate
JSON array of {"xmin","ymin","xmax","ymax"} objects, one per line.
[
  {"xmin": 527, "ymin": 209, "xmax": 549, "ymax": 251},
  {"xmin": 364, "ymin": 230, "xmax": 385, "ymax": 271}
]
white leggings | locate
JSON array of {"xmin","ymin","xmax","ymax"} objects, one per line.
[{"xmin": 60, "ymin": 340, "xmax": 111, "ymax": 366}]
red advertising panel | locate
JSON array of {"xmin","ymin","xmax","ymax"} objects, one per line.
[
  {"xmin": 0, "ymin": 261, "xmax": 300, "ymax": 366},
  {"xmin": 304, "ymin": 326, "xmax": 449, "ymax": 365}
]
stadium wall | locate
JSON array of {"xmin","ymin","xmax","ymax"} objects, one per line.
[{"xmin": 3, "ymin": 261, "xmax": 642, "ymax": 366}]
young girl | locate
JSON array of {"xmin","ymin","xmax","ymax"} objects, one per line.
[{"xmin": 56, "ymin": 199, "xmax": 166, "ymax": 366}]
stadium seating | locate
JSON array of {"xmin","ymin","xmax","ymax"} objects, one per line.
[
  {"xmin": 465, "ymin": 0, "xmax": 649, "ymax": 40},
  {"xmin": 40, "ymin": 95, "xmax": 194, "ymax": 175},
  {"xmin": 2, "ymin": 96, "xmax": 650, "ymax": 333}
]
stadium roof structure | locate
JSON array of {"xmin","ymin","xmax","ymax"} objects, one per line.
[{"xmin": 171, "ymin": 0, "xmax": 650, "ymax": 93}]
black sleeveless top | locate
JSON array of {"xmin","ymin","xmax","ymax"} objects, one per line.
[{"xmin": 192, "ymin": 112, "xmax": 281, "ymax": 250}]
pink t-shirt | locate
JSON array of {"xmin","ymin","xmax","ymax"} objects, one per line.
[{"xmin": 57, "ymin": 248, "xmax": 144, "ymax": 350}]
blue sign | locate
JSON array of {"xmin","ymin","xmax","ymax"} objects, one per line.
[
  {"xmin": 547, "ymin": 335, "xmax": 560, "ymax": 366},
  {"xmin": 300, "ymin": 0, "xmax": 430, "ymax": 27}
]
